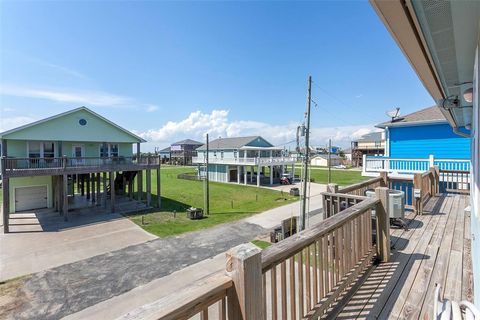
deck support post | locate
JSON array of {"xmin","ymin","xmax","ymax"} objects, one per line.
[
  {"xmin": 128, "ymin": 174, "xmax": 133, "ymax": 200},
  {"xmin": 103, "ymin": 172, "xmax": 107, "ymax": 208},
  {"xmin": 257, "ymin": 165, "xmax": 261, "ymax": 187},
  {"xmin": 2, "ymin": 177, "xmax": 9, "ymax": 233},
  {"xmin": 270, "ymin": 165, "xmax": 273, "ymax": 185},
  {"xmin": 138, "ymin": 170, "xmax": 143, "ymax": 202},
  {"xmin": 81, "ymin": 175, "xmax": 85, "ymax": 196},
  {"xmin": 63, "ymin": 174, "xmax": 68, "ymax": 221},
  {"xmin": 226, "ymin": 243, "xmax": 263, "ymax": 320},
  {"xmin": 86, "ymin": 174, "xmax": 90, "ymax": 200},
  {"xmin": 243, "ymin": 166, "xmax": 247, "ymax": 185},
  {"xmin": 375, "ymin": 187, "xmax": 390, "ymax": 262},
  {"xmin": 91, "ymin": 173, "xmax": 96, "ymax": 203},
  {"xmin": 156, "ymin": 167, "xmax": 161, "ymax": 208},
  {"xmin": 146, "ymin": 169, "xmax": 151, "ymax": 207},
  {"xmin": 327, "ymin": 183, "xmax": 339, "ymax": 193},
  {"xmin": 110, "ymin": 171, "xmax": 115, "ymax": 213},
  {"xmin": 96, "ymin": 173, "xmax": 101, "ymax": 205},
  {"xmin": 237, "ymin": 165, "xmax": 240, "ymax": 184}
]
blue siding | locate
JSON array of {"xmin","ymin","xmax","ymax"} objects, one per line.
[{"xmin": 389, "ymin": 123, "xmax": 470, "ymax": 159}]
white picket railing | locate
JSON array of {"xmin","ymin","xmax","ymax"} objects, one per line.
[
  {"xmin": 192, "ymin": 156, "xmax": 296, "ymax": 166},
  {"xmin": 362, "ymin": 155, "xmax": 471, "ymax": 177}
]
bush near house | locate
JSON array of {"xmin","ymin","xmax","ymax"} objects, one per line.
[{"xmin": 128, "ymin": 166, "xmax": 297, "ymax": 237}]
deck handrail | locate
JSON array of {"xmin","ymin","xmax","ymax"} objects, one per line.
[
  {"xmin": 338, "ymin": 176, "xmax": 384, "ymax": 195},
  {"xmin": 261, "ymin": 196, "xmax": 379, "ymax": 272},
  {"xmin": 118, "ymin": 271, "xmax": 232, "ymax": 320}
]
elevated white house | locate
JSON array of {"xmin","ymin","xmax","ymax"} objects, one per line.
[{"xmin": 192, "ymin": 136, "xmax": 296, "ymax": 186}]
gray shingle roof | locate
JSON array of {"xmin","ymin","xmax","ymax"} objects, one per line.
[
  {"xmin": 376, "ymin": 106, "xmax": 446, "ymax": 128},
  {"xmin": 356, "ymin": 131, "xmax": 383, "ymax": 142},
  {"xmin": 159, "ymin": 147, "xmax": 171, "ymax": 153},
  {"xmin": 196, "ymin": 136, "xmax": 264, "ymax": 150},
  {"xmin": 171, "ymin": 139, "xmax": 203, "ymax": 146}
]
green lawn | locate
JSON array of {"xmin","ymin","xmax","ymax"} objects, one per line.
[
  {"xmin": 127, "ymin": 166, "xmax": 297, "ymax": 237},
  {"xmin": 295, "ymin": 168, "xmax": 368, "ymax": 186}
]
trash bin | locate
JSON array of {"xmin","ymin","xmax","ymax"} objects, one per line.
[
  {"xmin": 290, "ymin": 187, "xmax": 300, "ymax": 196},
  {"xmin": 186, "ymin": 207, "xmax": 204, "ymax": 220}
]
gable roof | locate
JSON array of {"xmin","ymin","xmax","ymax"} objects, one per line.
[
  {"xmin": 172, "ymin": 139, "xmax": 203, "ymax": 146},
  {"xmin": 196, "ymin": 136, "xmax": 273, "ymax": 151},
  {"xmin": 376, "ymin": 106, "xmax": 447, "ymax": 128},
  {"xmin": 159, "ymin": 146, "xmax": 171, "ymax": 153},
  {"xmin": 312, "ymin": 154, "xmax": 342, "ymax": 160},
  {"xmin": 0, "ymin": 106, "xmax": 146, "ymax": 142}
]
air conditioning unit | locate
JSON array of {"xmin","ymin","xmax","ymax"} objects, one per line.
[{"xmin": 365, "ymin": 189, "xmax": 407, "ymax": 230}]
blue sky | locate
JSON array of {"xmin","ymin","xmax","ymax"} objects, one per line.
[{"xmin": 0, "ymin": 1, "xmax": 434, "ymax": 150}]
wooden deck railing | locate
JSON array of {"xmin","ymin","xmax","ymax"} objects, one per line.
[
  {"xmin": 120, "ymin": 190, "xmax": 392, "ymax": 320},
  {"xmin": 1, "ymin": 155, "xmax": 160, "ymax": 177},
  {"xmin": 260, "ymin": 197, "xmax": 379, "ymax": 319}
]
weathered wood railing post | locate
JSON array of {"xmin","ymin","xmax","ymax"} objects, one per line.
[
  {"xmin": 375, "ymin": 187, "xmax": 390, "ymax": 262},
  {"xmin": 413, "ymin": 173, "xmax": 423, "ymax": 215},
  {"xmin": 324, "ymin": 183, "xmax": 339, "ymax": 219},
  {"xmin": 380, "ymin": 171, "xmax": 388, "ymax": 187},
  {"xmin": 226, "ymin": 243, "xmax": 263, "ymax": 320},
  {"xmin": 430, "ymin": 166, "xmax": 439, "ymax": 195}
]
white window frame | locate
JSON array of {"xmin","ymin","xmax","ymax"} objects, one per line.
[
  {"xmin": 27, "ymin": 141, "xmax": 57, "ymax": 158},
  {"xmin": 98, "ymin": 143, "xmax": 120, "ymax": 157}
]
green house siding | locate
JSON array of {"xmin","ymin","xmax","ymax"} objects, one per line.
[
  {"xmin": 9, "ymin": 176, "xmax": 53, "ymax": 212},
  {"xmin": 2, "ymin": 109, "xmax": 141, "ymax": 143},
  {"xmin": 5, "ymin": 140, "xmax": 27, "ymax": 158}
]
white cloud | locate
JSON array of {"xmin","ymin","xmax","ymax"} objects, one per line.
[
  {"xmin": 139, "ymin": 109, "xmax": 377, "ymax": 151},
  {"xmin": 0, "ymin": 116, "xmax": 37, "ymax": 132},
  {"xmin": 0, "ymin": 85, "xmax": 132, "ymax": 107},
  {"xmin": 41, "ymin": 62, "xmax": 88, "ymax": 79},
  {"xmin": 146, "ymin": 104, "xmax": 159, "ymax": 112}
]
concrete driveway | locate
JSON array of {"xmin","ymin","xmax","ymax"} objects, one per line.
[{"xmin": 0, "ymin": 209, "xmax": 155, "ymax": 282}]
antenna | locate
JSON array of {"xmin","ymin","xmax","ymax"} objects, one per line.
[{"xmin": 386, "ymin": 107, "xmax": 401, "ymax": 122}]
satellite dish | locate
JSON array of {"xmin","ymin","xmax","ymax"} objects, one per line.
[{"xmin": 386, "ymin": 107, "xmax": 401, "ymax": 122}]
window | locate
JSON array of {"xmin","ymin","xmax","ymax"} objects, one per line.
[
  {"xmin": 221, "ymin": 151, "xmax": 224, "ymax": 159},
  {"xmin": 99, "ymin": 143, "xmax": 119, "ymax": 157},
  {"xmin": 375, "ymin": 141, "xmax": 382, "ymax": 148},
  {"xmin": 213, "ymin": 151, "xmax": 217, "ymax": 157},
  {"xmin": 100, "ymin": 144, "xmax": 109, "ymax": 158},
  {"xmin": 28, "ymin": 141, "xmax": 56, "ymax": 158},
  {"xmin": 234, "ymin": 150, "xmax": 238, "ymax": 158},
  {"xmin": 43, "ymin": 142, "xmax": 55, "ymax": 158},
  {"xmin": 110, "ymin": 144, "xmax": 119, "ymax": 157},
  {"xmin": 28, "ymin": 141, "xmax": 41, "ymax": 158}
]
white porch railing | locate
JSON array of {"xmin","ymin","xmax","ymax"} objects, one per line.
[
  {"xmin": 191, "ymin": 156, "xmax": 296, "ymax": 166},
  {"xmin": 362, "ymin": 155, "xmax": 471, "ymax": 177}
]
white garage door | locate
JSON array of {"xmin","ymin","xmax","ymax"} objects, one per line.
[{"xmin": 15, "ymin": 186, "xmax": 48, "ymax": 212}]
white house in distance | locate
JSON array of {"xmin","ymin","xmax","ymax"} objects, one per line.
[
  {"xmin": 310, "ymin": 154, "xmax": 342, "ymax": 167},
  {"xmin": 192, "ymin": 136, "xmax": 296, "ymax": 187}
]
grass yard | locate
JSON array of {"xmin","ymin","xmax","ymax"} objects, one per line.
[
  {"xmin": 295, "ymin": 167, "xmax": 368, "ymax": 186},
  {"xmin": 127, "ymin": 166, "xmax": 297, "ymax": 237}
]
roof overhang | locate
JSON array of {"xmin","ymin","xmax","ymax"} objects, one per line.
[
  {"xmin": 375, "ymin": 119, "xmax": 448, "ymax": 129},
  {"xmin": 239, "ymin": 146, "xmax": 284, "ymax": 151},
  {"xmin": 370, "ymin": 0, "xmax": 479, "ymax": 133}
]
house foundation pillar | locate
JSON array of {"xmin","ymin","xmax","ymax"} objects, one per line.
[
  {"xmin": 110, "ymin": 171, "xmax": 115, "ymax": 213},
  {"xmin": 63, "ymin": 174, "xmax": 68, "ymax": 221},
  {"xmin": 86, "ymin": 174, "xmax": 90, "ymax": 200},
  {"xmin": 91, "ymin": 173, "xmax": 96, "ymax": 203},
  {"xmin": 103, "ymin": 172, "xmax": 107, "ymax": 208},
  {"xmin": 146, "ymin": 169, "xmax": 152, "ymax": 207},
  {"xmin": 237, "ymin": 165, "xmax": 240, "ymax": 184},
  {"xmin": 138, "ymin": 170, "xmax": 143, "ymax": 201},
  {"xmin": 2, "ymin": 177, "xmax": 9, "ymax": 233},
  {"xmin": 270, "ymin": 165, "xmax": 274, "ymax": 185},
  {"xmin": 96, "ymin": 173, "xmax": 101, "ymax": 205},
  {"xmin": 244, "ymin": 166, "xmax": 247, "ymax": 185},
  {"xmin": 257, "ymin": 165, "xmax": 261, "ymax": 187}
]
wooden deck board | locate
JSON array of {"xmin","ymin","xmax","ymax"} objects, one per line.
[{"xmin": 336, "ymin": 194, "xmax": 472, "ymax": 320}]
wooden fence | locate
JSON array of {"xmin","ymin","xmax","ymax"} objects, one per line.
[{"xmin": 120, "ymin": 189, "xmax": 391, "ymax": 320}]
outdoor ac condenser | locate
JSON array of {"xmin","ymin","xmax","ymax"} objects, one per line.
[{"xmin": 365, "ymin": 189, "xmax": 405, "ymax": 219}]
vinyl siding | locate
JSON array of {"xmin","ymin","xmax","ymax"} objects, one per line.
[{"xmin": 389, "ymin": 123, "xmax": 471, "ymax": 159}]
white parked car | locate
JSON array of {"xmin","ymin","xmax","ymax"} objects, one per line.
[{"xmin": 334, "ymin": 165, "xmax": 347, "ymax": 169}]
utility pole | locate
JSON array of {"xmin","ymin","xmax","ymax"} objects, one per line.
[
  {"xmin": 328, "ymin": 139, "xmax": 332, "ymax": 184},
  {"xmin": 300, "ymin": 75, "xmax": 312, "ymax": 231},
  {"xmin": 204, "ymin": 133, "xmax": 210, "ymax": 215}
]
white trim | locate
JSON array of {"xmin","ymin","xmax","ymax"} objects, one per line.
[{"xmin": 376, "ymin": 119, "xmax": 447, "ymax": 129}]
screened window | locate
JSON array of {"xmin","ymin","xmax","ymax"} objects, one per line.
[
  {"xmin": 221, "ymin": 151, "xmax": 224, "ymax": 159},
  {"xmin": 100, "ymin": 143, "xmax": 119, "ymax": 157}
]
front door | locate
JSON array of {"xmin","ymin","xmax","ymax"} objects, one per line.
[{"xmin": 72, "ymin": 145, "xmax": 85, "ymax": 165}]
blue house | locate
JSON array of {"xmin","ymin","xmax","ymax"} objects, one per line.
[
  {"xmin": 192, "ymin": 136, "xmax": 295, "ymax": 186},
  {"xmin": 377, "ymin": 106, "xmax": 470, "ymax": 160}
]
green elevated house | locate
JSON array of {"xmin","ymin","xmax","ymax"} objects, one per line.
[{"xmin": 0, "ymin": 107, "xmax": 161, "ymax": 233}]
